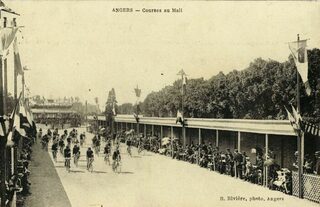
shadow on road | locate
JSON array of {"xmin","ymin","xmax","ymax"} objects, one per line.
[
  {"xmin": 91, "ymin": 170, "xmax": 107, "ymax": 174},
  {"xmin": 119, "ymin": 171, "xmax": 134, "ymax": 174},
  {"xmin": 69, "ymin": 170, "xmax": 85, "ymax": 173}
]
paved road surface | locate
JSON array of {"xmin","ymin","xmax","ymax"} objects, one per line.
[
  {"xmin": 31, "ymin": 127, "xmax": 319, "ymax": 207},
  {"xmin": 24, "ymin": 140, "xmax": 71, "ymax": 207}
]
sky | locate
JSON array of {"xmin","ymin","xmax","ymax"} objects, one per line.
[{"xmin": 4, "ymin": 1, "xmax": 320, "ymax": 107}]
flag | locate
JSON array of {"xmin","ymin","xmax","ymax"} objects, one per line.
[
  {"xmin": 182, "ymin": 76, "xmax": 187, "ymax": 95},
  {"xmin": 176, "ymin": 110, "xmax": 184, "ymax": 126},
  {"xmin": 291, "ymin": 105, "xmax": 302, "ymax": 126},
  {"xmin": 112, "ymin": 102, "xmax": 116, "ymax": 116},
  {"xmin": 19, "ymin": 99, "xmax": 31, "ymax": 129},
  {"xmin": 0, "ymin": 119, "xmax": 5, "ymax": 136},
  {"xmin": 0, "ymin": 27, "xmax": 18, "ymax": 56},
  {"xmin": 11, "ymin": 99, "xmax": 27, "ymax": 137},
  {"xmin": 133, "ymin": 113, "xmax": 139, "ymax": 123},
  {"xmin": 14, "ymin": 112, "xmax": 26, "ymax": 137},
  {"xmin": 289, "ymin": 40, "xmax": 311, "ymax": 95},
  {"xmin": 13, "ymin": 37, "xmax": 23, "ymax": 75},
  {"xmin": 0, "ymin": 115, "xmax": 10, "ymax": 137},
  {"xmin": 285, "ymin": 106, "xmax": 295, "ymax": 126},
  {"xmin": 284, "ymin": 106, "xmax": 300, "ymax": 135},
  {"xmin": 134, "ymin": 86, "xmax": 141, "ymax": 98},
  {"xmin": 6, "ymin": 131, "xmax": 14, "ymax": 146}
]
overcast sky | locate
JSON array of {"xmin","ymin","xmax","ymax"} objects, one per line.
[{"xmin": 4, "ymin": 1, "xmax": 320, "ymax": 106}]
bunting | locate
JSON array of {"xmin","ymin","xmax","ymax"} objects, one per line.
[
  {"xmin": 285, "ymin": 105, "xmax": 320, "ymax": 137},
  {"xmin": 301, "ymin": 121, "xmax": 320, "ymax": 137}
]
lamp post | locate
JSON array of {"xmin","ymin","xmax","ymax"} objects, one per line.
[
  {"xmin": 177, "ymin": 69, "xmax": 186, "ymax": 147},
  {"xmin": 85, "ymin": 88, "xmax": 91, "ymax": 132}
]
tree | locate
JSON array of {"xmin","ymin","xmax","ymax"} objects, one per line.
[{"xmin": 140, "ymin": 48, "xmax": 320, "ymax": 122}]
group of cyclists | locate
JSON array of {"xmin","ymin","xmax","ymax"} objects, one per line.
[{"xmin": 39, "ymin": 127, "xmax": 122, "ymax": 173}]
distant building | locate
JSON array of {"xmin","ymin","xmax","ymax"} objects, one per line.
[{"xmin": 31, "ymin": 102, "xmax": 81, "ymax": 129}]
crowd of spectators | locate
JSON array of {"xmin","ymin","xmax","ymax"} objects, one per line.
[
  {"xmin": 0, "ymin": 129, "xmax": 35, "ymax": 206},
  {"xmin": 117, "ymin": 130, "xmax": 320, "ymax": 196}
]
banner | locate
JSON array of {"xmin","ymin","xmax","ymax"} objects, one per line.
[
  {"xmin": 288, "ymin": 40, "xmax": 311, "ymax": 95},
  {"xmin": 176, "ymin": 110, "xmax": 184, "ymax": 126},
  {"xmin": 13, "ymin": 37, "xmax": 23, "ymax": 75},
  {"xmin": 0, "ymin": 27, "xmax": 18, "ymax": 56}
]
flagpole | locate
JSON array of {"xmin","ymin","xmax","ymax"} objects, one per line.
[
  {"xmin": 177, "ymin": 69, "xmax": 186, "ymax": 148},
  {"xmin": 296, "ymin": 34, "xmax": 303, "ymax": 199},
  {"xmin": 0, "ymin": 55, "xmax": 7, "ymax": 207}
]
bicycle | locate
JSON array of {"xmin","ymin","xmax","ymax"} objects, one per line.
[
  {"xmin": 65, "ymin": 158, "xmax": 71, "ymax": 172},
  {"xmin": 138, "ymin": 143, "xmax": 144, "ymax": 154},
  {"xmin": 80, "ymin": 139, "xmax": 84, "ymax": 147},
  {"xmin": 104, "ymin": 153, "xmax": 110, "ymax": 165},
  {"xmin": 127, "ymin": 146, "xmax": 132, "ymax": 157},
  {"xmin": 52, "ymin": 150, "xmax": 58, "ymax": 162},
  {"xmin": 112, "ymin": 159, "xmax": 121, "ymax": 173},
  {"xmin": 41, "ymin": 141, "xmax": 48, "ymax": 151},
  {"xmin": 74, "ymin": 153, "xmax": 80, "ymax": 167},
  {"xmin": 87, "ymin": 158, "xmax": 94, "ymax": 172},
  {"xmin": 59, "ymin": 146, "xmax": 65, "ymax": 155},
  {"xmin": 94, "ymin": 145, "xmax": 100, "ymax": 156}
]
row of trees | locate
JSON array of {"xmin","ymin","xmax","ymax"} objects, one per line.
[{"xmin": 116, "ymin": 49, "xmax": 320, "ymax": 123}]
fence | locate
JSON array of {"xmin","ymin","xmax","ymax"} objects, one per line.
[{"xmin": 292, "ymin": 171, "xmax": 320, "ymax": 203}]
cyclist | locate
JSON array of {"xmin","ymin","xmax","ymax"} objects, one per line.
[
  {"xmin": 41, "ymin": 134, "xmax": 49, "ymax": 151},
  {"xmin": 36, "ymin": 128, "xmax": 42, "ymax": 143},
  {"xmin": 138, "ymin": 136, "xmax": 144, "ymax": 154},
  {"xmin": 95, "ymin": 137, "xmax": 101, "ymax": 155},
  {"xmin": 72, "ymin": 144, "xmax": 81, "ymax": 167},
  {"xmin": 66, "ymin": 136, "xmax": 72, "ymax": 147},
  {"xmin": 86, "ymin": 147, "xmax": 94, "ymax": 171},
  {"xmin": 80, "ymin": 133, "xmax": 85, "ymax": 147},
  {"xmin": 103, "ymin": 143, "xmax": 111, "ymax": 165},
  {"xmin": 64, "ymin": 129, "xmax": 68, "ymax": 137},
  {"xmin": 126, "ymin": 137, "xmax": 132, "ymax": 157},
  {"xmin": 64, "ymin": 146, "xmax": 71, "ymax": 172},
  {"xmin": 92, "ymin": 135, "xmax": 97, "ymax": 147},
  {"xmin": 53, "ymin": 128, "xmax": 59, "ymax": 137},
  {"xmin": 51, "ymin": 139, "xmax": 58, "ymax": 162},
  {"xmin": 58, "ymin": 137, "xmax": 65, "ymax": 154},
  {"xmin": 112, "ymin": 146, "xmax": 121, "ymax": 172}
]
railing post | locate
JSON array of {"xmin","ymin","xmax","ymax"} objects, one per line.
[
  {"xmin": 265, "ymin": 134, "xmax": 269, "ymax": 187},
  {"xmin": 198, "ymin": 128, "xmax": 201, "ymax": 165},
  {"xmin": 182, "ymin": 127, "xmax": 186, "ymax": 147},
  {"xmin": 216, "ymin": 130, "xmax": 219, "ymax": 147},
  {"xmin": 151, "ymin": 125, "xmax": 154, "ymax": 136},
  {"xmin": 171, "ymin": 126, "xmax": 174, "ymax": 158},
  {"xmin": 237, "ymin": 131, "xmax": 241, "ymax": 152},
  {"xmin": 160, "ymin": 125, "xmax": 163, "ymax": 149}
]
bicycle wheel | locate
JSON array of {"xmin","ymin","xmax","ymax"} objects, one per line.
[{"xmin": 117, "ymin": 162, "xmax": 121, "ymax": 173}]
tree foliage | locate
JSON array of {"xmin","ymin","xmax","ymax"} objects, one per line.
[{"xmin": 127, "ymin": 48, "xmax": 320, "ymax": 122}]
